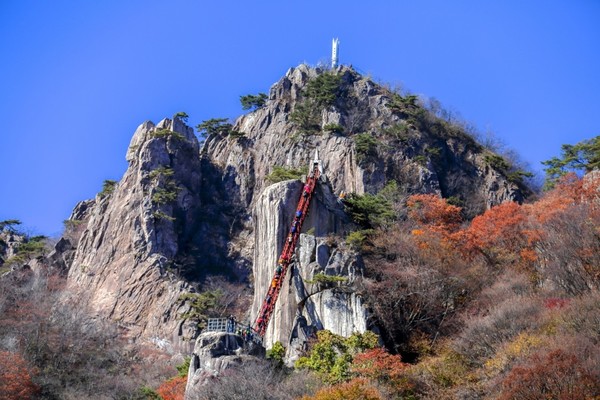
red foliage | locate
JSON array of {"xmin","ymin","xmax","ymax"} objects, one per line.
[
  {"xmin": 156, "ymin": 376, "xmax": 187, "ymax": 400},
  {"xmin": 456, "ymin": 201, "xmax": 536, "ymax": 270},
  {"xmin": 464, "ymin": 202, "xmax": 524, "ymax": 252},
  {"xmin": 543, "ymin": 297, "xmax": 570, "ymax": 310},
  {"xmin": 0, "ymin": 350, "xmax": 38, "ymax": 400},
  {"xmin": 499, "ymin": 349, "xmax": 599, "ymax": 400},
  {"xmin": 352, "ymin": 348, "xmax": 411, "ymax": 391},
  {"xmin": 407, "ymin": 194, "xmax": 462, "ymax": 233},
  {"xmin": 527, "ymin": 173, "xmax": 584, "ymax": 224}
]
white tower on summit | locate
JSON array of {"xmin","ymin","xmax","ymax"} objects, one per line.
[{"xmin": 331, "ymin": 38, "xmax": 340, "ymax": 68}]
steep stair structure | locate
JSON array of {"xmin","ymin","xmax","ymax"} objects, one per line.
[{"xmin": 253, "ymin": 151, "xmax": 323, "ymax": 337}]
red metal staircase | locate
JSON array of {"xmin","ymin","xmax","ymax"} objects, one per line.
[{"xmin": 253, "ymin": 154, "xmax": 322, "ymax": 337}]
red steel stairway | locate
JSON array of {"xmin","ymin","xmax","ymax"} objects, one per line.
[{"xmin": 253, "ymin": 152, "xmax": 322, "ymax": 337}]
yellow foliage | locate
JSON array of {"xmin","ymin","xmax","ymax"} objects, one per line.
[
  {"xmin": 411, "ymin": 347, "xmax": 471, "ymax": 388},
  {"xmin": 539, "ymin": 315, "xmax": 561, "ymax": 336},
  {"xmin": 300, "ymin": 378, "xmax": 384, "ymax": 400},
  {"xmin": 484, "ymin": 332, "xmax": 544, "ymax": 375}
]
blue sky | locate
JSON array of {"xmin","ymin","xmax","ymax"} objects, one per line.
[{"xmin": 1, "ymin": 1, "xmax": 599, "ymax": 236}]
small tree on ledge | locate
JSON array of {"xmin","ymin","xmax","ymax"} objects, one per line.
[
  {"xmin": 196, "ymin": 118, "xmax": 239, "ymax": 140},
  {"xmin": 173, "ymin": 111, "xmax": 189, "ymax": 123},
  {"xmin": 240, "ymin": 93, "xmax": 268, "ymax": 111}
]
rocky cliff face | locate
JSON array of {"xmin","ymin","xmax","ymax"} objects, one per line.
[
  {"xmin": 0, "ymin": 231, "xmax": 24, "ymax": 269},
  {"xmin": 66, "ymin": 118, "xmax": 201, "ymax": 352},
  {"xmin": 203, "ymin": 65, "xmax": 526, "ymax": 350},
  {"xmin": 205, "ymin": 64, "xmax": 525, "ymax": 218},
  {"xmin": 185, "ymin": 331, "xmax": 264, "ymax": 399},
  {"xmin": 250, "ymin": 178, "xmax": 368, "ymax": 352}
]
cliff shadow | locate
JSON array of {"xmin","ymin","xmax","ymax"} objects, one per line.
[{"xmin": 174, "ymin": 159, "xmax": 251, "ymax": 283}]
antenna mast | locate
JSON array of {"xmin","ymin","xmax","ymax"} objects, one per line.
[{"xmin": 331, "ymin": 38, "xmax": 339, "ymax": 68}]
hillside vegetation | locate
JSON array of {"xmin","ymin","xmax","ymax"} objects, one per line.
[
  {"xmin": 173, "ymin": 167, "xmax": 600, "ymax": 400},
  {"xmin": 0, "ymin": 59, "xmax": 598, "ymax": 399}
]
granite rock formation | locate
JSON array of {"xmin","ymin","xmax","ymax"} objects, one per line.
[
  {"xmin": 66, "ymin": 118, "xmax": 201, "ymax": 353},
  {"xmin": 56, "ymin": 64, "xmax": 528, "ymax": 356},
  {"xmin": 250, "ymin": 178, "xmax": 367, "ymax": 352}
]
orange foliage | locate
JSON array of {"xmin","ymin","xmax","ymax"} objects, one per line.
[
  {"xmin": 0, "ymin": 350, "xmax": 38, "ymax": 400},
  {"xmin": 352, "ymin": 348, "xmax": 411, "ymax": 391},
  {"xmin": 463, "ymin": 202, "xmax": 525, "ymax": 252},
  {"xmin": 407, "ymin": 194, "xmax": 463, "ymax": 257},
  {"xmin": 526, "ymin": 173, "xmax": 584, "ymax": 224},
  {"xmin": 456, "ymin": 201, "xmax": 537, "ymax": 270},
  {"xmin": 407, "ymin": 194, "xmax": 462, "ymax": 233},
  {"xmin": 156, "ymin": 376, "xmax": 186, "ymax": 400},
  {"xmin": 300, "ymin": 378, "xmax": 384, "ymax": 400}
]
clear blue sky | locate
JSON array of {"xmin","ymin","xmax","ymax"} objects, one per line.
[{"xmin": 1, "ymin": 1, "xmax": 599, "ymax": 236}]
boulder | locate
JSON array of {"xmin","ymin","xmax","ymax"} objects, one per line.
[{"xmin": 184, "ymin": 331, "xmax": 265, "ymax": 399}]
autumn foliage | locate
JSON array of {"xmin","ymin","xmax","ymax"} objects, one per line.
[
  {"xmin": 359, "ymin": 171, "xmax": 600, "ymax": 398},
  {"xmin": 156, "ymin": 375, "xmax": 187, "ymax": 400},
  {"xmin": 352, "ymin": 348, "xmax": 410, "ymax": 391},
  {"xmin": 499, "ymin": 349, "xmax": 599, "ymax": 400},
  {"xmin": 460, "ymin": 201, "xmax": 531, "ymax": 268},
  {"xmin": 0, "ymin": 350, "xmax": 38, "ymax": 400},
  {"xmin": 0, "ymin": 270, "xmax": 174, "ymax": 399},
  {"xmin": 300, "ymin": 378, "xmax": 384, "ymax": 400},
  {"xmin": 407, "ymin": 193, "xmax": 462, "ymax": 234}
]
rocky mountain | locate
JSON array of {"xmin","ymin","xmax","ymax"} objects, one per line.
[
  {"xmin": 206, "ymin": 64, "xmax": 526, "ymax": 215},
  {"xmin": 65, "ymin": 118, "xmax": 201, "ymax": 353},
  {"xmin": 52, "ymin": 64, "xmax": 527, "ymax": 357},
  {"xmin": 0, "ymin": 230, "xmax": 25, "ymax": 269}
]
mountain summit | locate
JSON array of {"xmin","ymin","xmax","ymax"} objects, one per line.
[{"xmin": 54, "ymin": 64, "xmax": 530, "ymax": 354}]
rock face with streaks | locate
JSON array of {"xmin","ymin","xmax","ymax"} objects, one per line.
[
  {"xmin": 204, "ymin": 64, "xmax": 527, "ymax": 219},
  {"xmin": 66, "ymin": 118, "xmax": 202, "ymax": 353},
  {"xmin": 205, "ymin": 64, "xmax": 528, "ymax": 351},
  {"xmin": 250, "ymin": 177, "xmax": 367, "ymax": 352}
]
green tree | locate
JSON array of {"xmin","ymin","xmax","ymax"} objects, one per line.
[
  {"xmin": 99, "ymin": 180, "xmax": 117, "ymax": 198},
  {"xmin": 0, "ymin": 219, "xmax": 22, "ymax": 232},
  {"xmin": 323, "ymin": 123, "xmax": 344, "ymax": 134},
  {"xmin": 178, "ymin": 290, "xmax": 223, "ymax": 329},
  {"xmin": 4, "ymin": 235, "xmax": 49, "ymax": 266},
  {"xmin": 387, "ymin": 93, "xmax": 420, "ymax": 113},
  {"xmin": 266, "ymin": 341, "xmax": 286, "ymax": 367},
  {"xmin": 345, "ymin": 230, "xmax": 373, "ymax": 251},
  {"xmin": 484, "ymin": 154, "xmax": 510, "ymax": 171},
  {"xmin": 196, "ymin": 118, "xmax": 235, "ymax": 140},
  {"xmin": 305, "ymin": 72, "xmax": 343, "ymax": 108},
  {"xmin": 240, "ymin": 93, "xmax": 268, "ymax": 110},
  {"xmin": 542, "ymin": 135, "xmax": 600, "ymax": 189},
  {"xmin": 152, "ymin": 187, "xmax": 179, "ymax": 205},
  {"xmin": 295, "ymin": 330, "xmax": 379, "ymax": 383},
  {"xmin": 266, "ymin": 165, "xmax": 308, "ymax": 184},
  {"xmin": 344, "ymin": 192, "xmax": 395, "ymax": 229},
  {"xmin": 152, "ymin": 129, "xmax": 185, "ymax": 140},
  {"xmin": 173, "ymin": 111, "xmax": 189, "ymax": 123},
  {"xmin": 290, "ymin": 103, "xmax": 320, "ymax": 137},
  {"xmin": 289, "ymin": 71, "xmax": 344, "ymax": 138},
  {"xmin": 353, "ymin": 133, "xmax": 379, "ymax": 161},
  {"xmin": 176, "ymin": 357, "xmax": 191, "ymax": 378}
]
